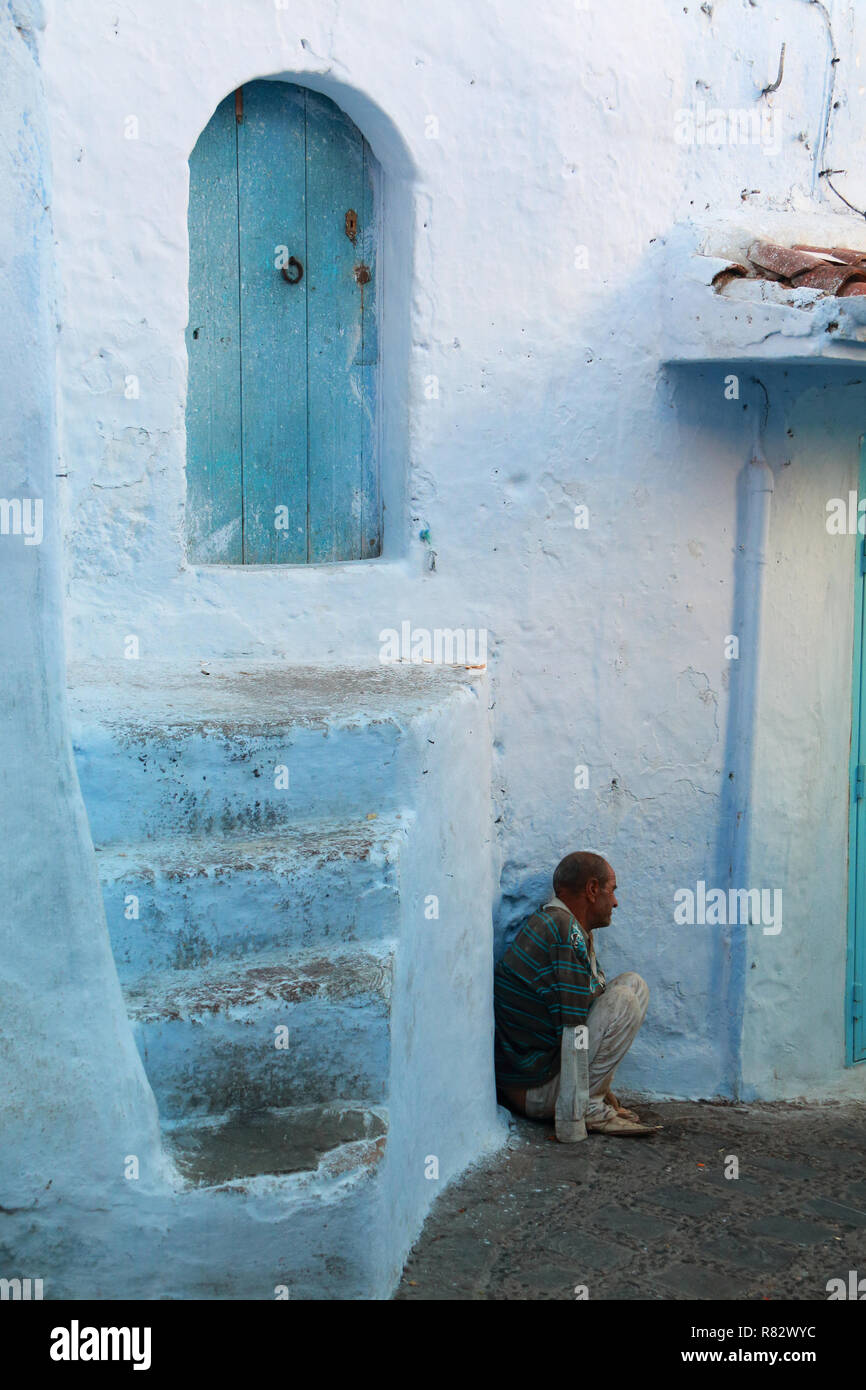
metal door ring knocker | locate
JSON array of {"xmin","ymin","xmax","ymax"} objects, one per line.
[{"xmin": 282, "ymin": 257, "xmax": 303, "ymax": 284}]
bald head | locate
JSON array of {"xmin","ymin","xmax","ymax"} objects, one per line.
[{"xmin": 553, "ymin": 852, "xmax": 618, "ymax": 930}]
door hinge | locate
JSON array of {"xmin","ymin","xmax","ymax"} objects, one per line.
[
  {"xmin": 854, "ymin": 982, "xmax": 863, "ymax": 1020},
  {"xmin": 856, "ymin": 765, "xmax": 865, "ymax": 800}
]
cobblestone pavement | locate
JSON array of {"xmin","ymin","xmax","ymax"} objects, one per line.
[{"xmin": 395, "ymin": 1099, "xmax": 866, "ymax": 1300}]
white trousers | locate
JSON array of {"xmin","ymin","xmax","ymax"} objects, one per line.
[{"xmin": 524, "ymin": 972, "xmax": 649, "ymax": 1123}]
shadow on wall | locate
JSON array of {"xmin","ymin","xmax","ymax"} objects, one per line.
[{"xmin": 494, "ymin": 864, "xmax": 559, "ymax": 961}]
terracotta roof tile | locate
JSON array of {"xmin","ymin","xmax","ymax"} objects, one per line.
[
  {"xmin": 790, "ymin": 263, "xmax": 866, "ymax": 295},
  {"xmin": 714, "ymin": 239, "xmax": 866, "ymax": 297},
  {"xmin": 793, "ymin": 244, "xmax": 866, "ymax": 266},
  {"xmin": 748, "ymin": 241, "xmax": 843, "ymax": 279}
]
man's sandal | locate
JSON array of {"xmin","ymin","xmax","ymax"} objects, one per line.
[
  {"xmin": 585, "ymin": 1114, "xmax": 662, "ymax": 1136},
  {"xmin": 605, "ymin": 1092, "xmax": 640, "ymax": 1122}
]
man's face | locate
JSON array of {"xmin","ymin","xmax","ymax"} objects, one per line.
[{"xmin": 591, "ymin": 868, "xmax": 618, "ymax": 929}]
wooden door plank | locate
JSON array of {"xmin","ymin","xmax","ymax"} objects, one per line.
[
  {"xmin": 358, "ymin": 143, "xmax": 381, "ymax": 559},
  {"xmin": 305, "ymin": 91, "xmax": 379, "ymax": 563},
  {"xmin": 852, "ymin": 445, "xmax": 866, "ymax": 1061},
  {"xmin": 185, "ymin": 92, "xmax": 243, "ymax": 563},
  {"xmin": 238, "ymin": 81, "xmax": 308, "ymax": 564}
]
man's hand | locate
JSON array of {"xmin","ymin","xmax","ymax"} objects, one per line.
[{"xmin": 604, "ymin": 1089, "xmax": 640, "ymax": 1121}]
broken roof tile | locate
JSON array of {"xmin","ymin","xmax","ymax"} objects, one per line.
[
  {"xmin": 790, "ymin": 263, "xmax": 866, "ymax": 295},
  {"xmin": 712, "ymin": 239, "xmax": 866, "ymax": 298},
  {"xmin": 710, "ymin": 263, "xmax": 749, "ymax": 291},
  {"xmin": 747, "ymin": 240, "xmax": 844, "ymax": 279},
  {"xmin": 792, "ymin": 244, "xmax": 866, "ymax": 266}
]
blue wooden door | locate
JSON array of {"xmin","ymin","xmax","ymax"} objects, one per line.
[
  {"xmin": 849, "ymin": 441, "xmax": 866, "ymax": 1061},
  {"xmin": 185, "ymin": 82, "xmax": 379, "ymax": 564}
]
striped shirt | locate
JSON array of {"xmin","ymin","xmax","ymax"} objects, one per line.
[{"xmin": 494, "ymin": 900, "xmax": 605, "ymax": 1087}]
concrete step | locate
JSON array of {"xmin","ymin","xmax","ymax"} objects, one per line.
[
  {"xmin": 164, "ymin": 1103, "xmax": 392, "ymax": 1299},
  {"xmin": 96, "ymin": 815, "xmax": 408, "ymax": 981},
  {"xmin": 164, "ymin": 1102, "xmax": 388, "ymax": 1187},
  {"xmin": 127, "ymin": 943, "xmax": 394, "ymax": 1120},
  {"xmin": 69, "ymin": 660, "xmax": 481, "ymax": 843}
]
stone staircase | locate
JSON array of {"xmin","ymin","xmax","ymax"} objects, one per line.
[{"xmin": 68, "ymin": 660, "xmax": 503, "ymax": 1298}]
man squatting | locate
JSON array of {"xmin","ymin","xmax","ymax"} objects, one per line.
[{"xmin": 494, "ymin": 851, "xmax": 660, "ymax": 1138}]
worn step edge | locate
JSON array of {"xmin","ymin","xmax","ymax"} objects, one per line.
[
  {"xmin": 94, "ymin": 813, "xmax": 410, "ymax": 878},
  {"xmin": 97, "ymin": 816, "xmax": 407, "ymax": 977},
  {"xmin": 126, "ymin": 942, "xmax": 396, "ymax": 1024},
  {"xmin": 68, "ymin": 660, "xmax": 482, "ymax": 737},
  {"xmin": 164, "ymin": 1101, "xmax": 389, "ymax": 1189}
]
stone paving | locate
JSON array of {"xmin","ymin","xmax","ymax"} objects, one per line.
[{"xmin": 395, "ymin": 1099, "xmax": 866, "ymax": 1300}]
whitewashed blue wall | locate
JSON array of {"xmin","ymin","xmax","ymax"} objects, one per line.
[
  {"xmin": 40, "ymin": 0, "xmax": 866, "ymax": 1102},
  {"xmin": 0, "ymin": 0, "xmax": 163, "ymax": 1214}
]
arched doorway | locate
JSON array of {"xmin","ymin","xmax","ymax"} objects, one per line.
[{"xmin": 185, "ymin": 80, "xmax": 380, "ymax": 564}]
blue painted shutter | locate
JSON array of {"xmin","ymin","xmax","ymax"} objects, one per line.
[{"xmin": 185, "ymin": 82, "xmax": 380, "ymax": 564}]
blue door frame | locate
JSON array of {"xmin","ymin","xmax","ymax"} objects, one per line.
[{"xmin": 847, "ymin": 436, "xmax": 866, "ymax": 1063}]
